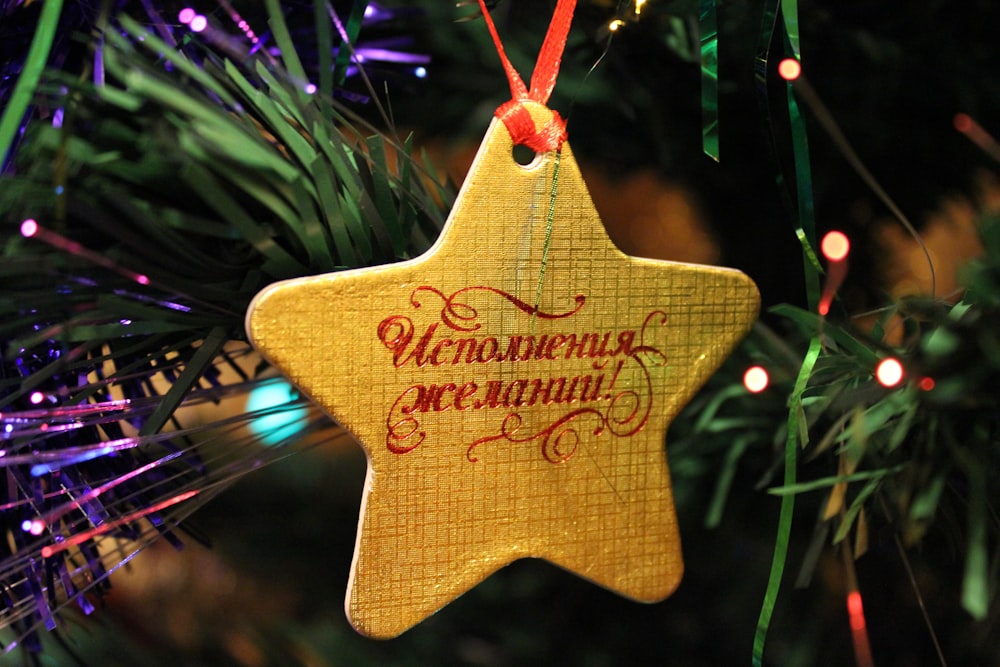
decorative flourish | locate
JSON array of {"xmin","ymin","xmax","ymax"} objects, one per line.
[
  {"xmin": 468, "ymin": 409, "xmax": 601, "ymax": 463},
  {"xmin": 385, "ymin": 384, "xmax": 427, "ymax": 454},
  {"xmin": 411, "ymin": 286, "xmax": 586, "ymax": 332},
  {"xmin": 465, "ymin": 376, "xmax": 649, "ymax": 464}
]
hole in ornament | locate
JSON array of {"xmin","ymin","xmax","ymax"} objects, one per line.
[{"xmin": 512, "ymin": 144, "xmax": 540, "ymax": 168}]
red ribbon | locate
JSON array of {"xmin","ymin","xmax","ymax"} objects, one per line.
[{"xmin": 477, "ymin": 0, "xmax": 577, "ymax": 153}]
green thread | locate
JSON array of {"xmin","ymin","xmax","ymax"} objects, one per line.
[{"xmin": 534, "ymin": 150, "xmax": 562, "ymax": 314}]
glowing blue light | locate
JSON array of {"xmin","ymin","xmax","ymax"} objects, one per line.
[
  {"xmin": 415, "ymin": 66, "xmax": 427, "ymax": 79},
  {"xmin": 246, "ymin": 381, "xmax": 307, "ymax": 446}
]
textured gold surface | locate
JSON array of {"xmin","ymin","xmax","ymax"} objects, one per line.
[{"xmin": 246, "ymin": 102, "xmax": 760, "ymax": 638}]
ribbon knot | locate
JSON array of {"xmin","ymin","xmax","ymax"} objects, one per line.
[
  {"xmin": 477, "ymin": 0, "xmax": 576, "ymax": 153},
  {"xmin": 495, "ymin": 100, "xmax": 568, "ymax": 153}
]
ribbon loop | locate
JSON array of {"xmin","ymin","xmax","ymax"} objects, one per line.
[{"xmin": 477, "ymin": 0, "xmax": 577, "ymax": 152}]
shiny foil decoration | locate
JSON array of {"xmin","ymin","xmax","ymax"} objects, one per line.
[{"xmin": 247, "ymin": 101, "xmax": 759, "ymax": 638}]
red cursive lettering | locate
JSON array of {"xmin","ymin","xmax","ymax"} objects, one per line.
[{"xmin": 378, "ymin": 286, "xmax": 672, "ymax": 464}]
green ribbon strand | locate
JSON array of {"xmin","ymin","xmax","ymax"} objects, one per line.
[
  {"xmin": 752, "ymin": 336, "xmax": 821, "ymax": 667},
  {"xmin": 698, "ymin": 0, "xmax": 720, "ymax": 161},
  {"xmin": 751, "ymin": 1, "xmax": 823, "ymax": 664},
  {"xmin": 786, "ymin": 73, "xmax": 822, "ymax": 305},
  {"xmin": 0, "ymin": 0, "xmax": 65, "ymax": 169},
  {"xmin": 781, "ymin": 0, "xmax": 801, "ymax": 60}
]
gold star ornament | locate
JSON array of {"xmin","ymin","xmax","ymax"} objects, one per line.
[{"xmin": 246, "ymin": 102, "xmax": 760, "ymax": 638}]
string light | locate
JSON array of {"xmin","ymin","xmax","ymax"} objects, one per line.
[
  {"xmin": 634, "ymin": 0, "xmax": 647, "ymax": 16},
  {"xmin": 847, "ymin": 591, "xmax": 865, "ymax": 630},
  {"xmin": 189, "ymin": 14, "xmax": 208, "ymax": 33},
  {"xmin": 608, "ymin": 19, "xmax": 625, "ymax": 32},
  {"xmin": 876, "ymin": 357, "xmax": 904, "ymax": 388},
  {"xmin": 821, "ymin": 230, "xmax": 850, "ymax": 262},
  {"xmin": 177, "ymin": 7, "xmax": 207, "ymax": 32},
  {"xmin": 246, "ymin": 381, "xmax": 308, "ymax": 447},
  {"xmin": 218, "ymin": 0, "xmax": 260, "ymax": 45},
  {"xmin": 778, "ymin": 58, "xmax": 802, "ymax": 81},
  {"xmin": 818, "ymin": 230, "xmax": 850, "ymax": 316},
  {"xmin": 954, "ymin": 112, "xmax": 1000, "ymax": 162},
  {"xmin": 22, "ymin": 519, "xmax": 44, "ymax": 536},
  {"xmin": 845, "ymin": 589, "xmax": 874, "ymax": 666},
  {"xmin": 918, "ymin": 376, "xmax": 936, "ymax": 392},
  {"xmin": 743, "ymin": 366, "xmax": 770, "ymax": 393}
]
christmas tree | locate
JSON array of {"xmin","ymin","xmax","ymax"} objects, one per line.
[{"xmin": 0, "ymin": 1, "xmax": 998, "ymax": 665}]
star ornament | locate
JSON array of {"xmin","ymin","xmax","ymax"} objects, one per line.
[{"xmin": 246, "ymin": 102, "xmax": 759, "ymax": 638}]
